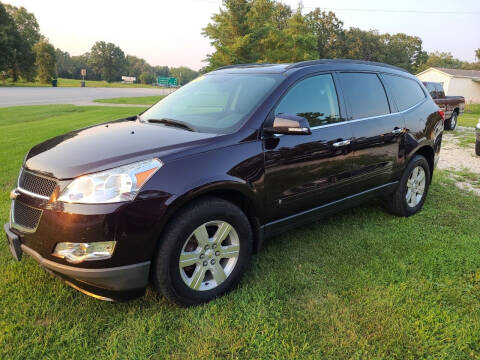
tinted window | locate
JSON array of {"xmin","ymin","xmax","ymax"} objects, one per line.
[
  {"xmin": 275, "ymin": 74, "xmax": 341, "ymax": 127},
  {"xmin": 434, "ymin": 83, "xmax": 445, "ymax": 98},
  {"xmin": 383, "ymin": 74, "xmax": 426, "ymax": 111},
  {"xmin": 424, "ymin": 82, "xmax": 437, "ymax": 98},
  {"xmin": 140, "ymin": 73, "xmax": 281, "ymax": 134},
  {"xmin": 339, "ymin": 73, "xmax": 390, "ymax": 119}
]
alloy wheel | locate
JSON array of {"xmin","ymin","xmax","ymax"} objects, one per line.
[
  {"xmin": 405, "ymin": 166, "xmax": 426, "ymax": 208},
  {"xmin": 179, "ymin": 221, "xmax": 240, "ymax": 291},
  {"xmin": 451, "ymin": 114, "xmax": 457, "ymax": 129}
]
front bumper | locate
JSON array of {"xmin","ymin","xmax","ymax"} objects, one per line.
[{"xmin": 5, "ymin": 223, "xmax": 150, "ymax": 301}]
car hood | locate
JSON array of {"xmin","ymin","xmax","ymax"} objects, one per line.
[{"xmin": 24, "ymin": 118, "xmax": 218, "ymax": 179}]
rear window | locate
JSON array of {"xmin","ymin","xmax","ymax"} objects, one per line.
[
  {"xmin": 383, "ymin": 74, "xmax": 426, "ymax": 111},
  {"xmin": 338, "ymin": 73, "xmax": 390, "ymax": 120},
  {"xmin": 424, "ymin": 82, "xmax": 437, "ymax": 98}
]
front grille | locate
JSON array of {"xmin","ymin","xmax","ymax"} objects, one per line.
[
  {"xmin": 12, "ymin": 200, "xmax": 43, "ymax": 231},
  {"xmin": 18, "ymin": 169, "xmax": 57, "ymax": 198}
]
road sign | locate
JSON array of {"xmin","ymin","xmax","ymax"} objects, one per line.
[
  {"xmin": 157, "ymin": 77, "xmax": 177, "ymax": 86},
  {"xmin": 81, "ymin": 69, "xmax": 86, "ymax": 76},
  {"xmin": 121, "ymin": 76, "xmax": 136, "ymax": 83}
]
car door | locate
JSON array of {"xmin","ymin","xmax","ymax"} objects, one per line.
[
  {"xmin": 263, "ymin": 73, "xmax": 356, "ymax": 223},
  {"xmin": 336, "ymin": 72, "xmax": 406, "ymax": 191}
]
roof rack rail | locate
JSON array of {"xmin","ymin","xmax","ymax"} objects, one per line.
[
  {"xmin": 285, "ymin": 59, "xmax": 408, "ymax": 73},
  {"xmin": 215, "ymin": 63, "xmax": 275, "ymax": 70}
]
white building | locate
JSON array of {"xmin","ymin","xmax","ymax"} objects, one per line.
[{"xmin": 416, "ymin": 67, "xmax": 480, "ymax": 104}]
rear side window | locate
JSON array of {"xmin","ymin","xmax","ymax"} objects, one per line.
[
  {"xmin": 383, "ymin": 74, "xmax": 426, "ymax": 111},
  {"xmin": 338, "ymin": 73, "xmax": 390, "ymax": 120},
  {"xmin": 275, "ymin": 74, "xmax": 341, "ymax": 127},
  {"xmin": 434, "ymin": 83, "xmax": 445, "ymax": 98},
  {"xmin": 424, "ymin": 82, "xmax": 437, "ymax": 98}
]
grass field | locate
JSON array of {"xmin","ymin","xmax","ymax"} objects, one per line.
[
  {"xmin": 1, "ymin": 77, "xmax": 160, "ymax": 88},
  {"xmin": 1, "ymin": 105, "xmax": 480, "ymax": 359},
  {"xmin": 94, "ymin": 95, "xmax": 165, "ymax": 105},
  {"xmin": 459, "ymin": 104, "xmax": 480, "ymax": 128}
]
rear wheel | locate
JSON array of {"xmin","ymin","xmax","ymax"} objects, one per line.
[
  {"xmin": 153, "ymin": 197, "xmax": 252, "ymax": 306},
  {"xmin": 386, "ymin": 155, "xmax": 431, "ymax": 217},
  {"xmin": 476, "ymin": 139, "xmax": 480, "ymax": 156},
  {"xmin": 447, "ymin": 112, "xmax": 457, "ymax": 130}
]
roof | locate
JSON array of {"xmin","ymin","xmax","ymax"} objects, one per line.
[
  {"xmin": 212, "ymin": 59, "xmax": 409, "ymax": 75},
  {"xmin": 418, "ymin": 67, "xmax": 480, "ymax": 80}
]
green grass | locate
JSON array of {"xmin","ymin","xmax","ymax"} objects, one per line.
[
  {"xmin": 0, "ymin": 77, "xmax": 161, "ymax": 88},
  {"xmin": 445, "ymin": 168, "xmax": 480, "ymax": 189},
  {"xmin": 94, "ymin": 95, "xmax": 165, "ymax": 105},
  {"xmin": 459, "ymin": 104, "xmax": 480, "ymax": 128},
  {"xmin": 1, "ymin": 105, "xmax": 480, "ymax": 359},
  {"xmin": 451, "ymin": 130, "xmax": 476, "ymax": 149}
]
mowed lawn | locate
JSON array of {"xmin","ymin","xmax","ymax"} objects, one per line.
[
  {"xmin": 1, "ymin": 105, "xmax": 480, "ymax": 359},
  {"xmin": 459, "ymin": 103, "xmax": 480, "ymax": 128},
  {"xmin": 94, "ymin": 95, "xmax": 165, "ymax": 105}
]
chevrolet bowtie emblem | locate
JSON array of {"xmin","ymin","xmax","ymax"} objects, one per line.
[{"xmin": 9, "ymin": 189, "xmax": 20, "ymax": 200}]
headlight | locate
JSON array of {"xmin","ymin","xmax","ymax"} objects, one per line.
[
  {"xmin": 57, "ymin": 158, "xmax": 162, "ymax": 204},
  {"xmin": 53, "ymin": 241, "xmax": 116, "ymax": 264}
]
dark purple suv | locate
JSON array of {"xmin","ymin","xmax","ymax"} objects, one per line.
[{"xmin": 5, "ymin": 60, "xmax": 444, "ymax": 306}]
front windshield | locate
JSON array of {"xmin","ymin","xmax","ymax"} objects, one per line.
[{"xmin": 140, "ymin": 73, "xmax": 281, "ymax": 134}]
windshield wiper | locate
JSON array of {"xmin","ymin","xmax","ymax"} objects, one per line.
[{"xmin": 147, "ymin": 118, "xmax": 196, "ymax": 132}]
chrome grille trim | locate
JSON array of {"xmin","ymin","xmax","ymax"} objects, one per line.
[
  {"xmin": 11, "ymin": 200, "xmax": 43, "ymax": 233},
  {"xmin": 18, "ymin": 169, "xmax": 57, "ymax": 198}
]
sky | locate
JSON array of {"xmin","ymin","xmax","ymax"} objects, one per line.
[{"xmin": 5, "ymin": 0, "xmax": 480, "ymax": 70}]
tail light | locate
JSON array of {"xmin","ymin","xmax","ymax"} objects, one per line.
[{"xmin": 438, "ymin": 110, "xmax": 445, "ymax": 122}]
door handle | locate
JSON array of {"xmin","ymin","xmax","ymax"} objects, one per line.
[
  {"xmin": 332, "ymin": 139, "xmax": 351, "ymax": 147},
  {"xmin": 391, "ymin": 128, "xmax": 404, "ymax": 135}
]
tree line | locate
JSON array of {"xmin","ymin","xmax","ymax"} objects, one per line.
[
  {"xmin": 0, "ymin": 2, "xmax": 198, "ymax": 84},
  {"xmin": 202, "ymin": 0, "xmax": 480, "ymax": 73},
  {"xmin": 55, "ymin": 43, "xmax": 199, "ymax": 84},
  {"xmin": 2, "ymin": 0, "xmax": 479, "ymax": 86}
]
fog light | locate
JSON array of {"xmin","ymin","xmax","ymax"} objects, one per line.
[{"xmin": 52, "ymin": 241, "xmax": 116, "ymax": 264}]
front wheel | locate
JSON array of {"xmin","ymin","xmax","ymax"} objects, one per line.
[
  {"xmin": 447, "ymin": 112, "xmax": 457, "ymax": 130},
  {"xmin": 385, "ymin": 155, "xmax": 431, "ymax": 217},
  {"xmin": 153, "ymin": 197, "xmax": 252, "ymax": 306},
  {"xmin": 476, "ymin": 139, "xmax": 480, "ymax": 156}
]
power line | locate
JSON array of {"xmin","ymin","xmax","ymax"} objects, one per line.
[
  {"xmin": 301, "ymin": 6, "xmax": 480, "ymax": 15},
  {"xmin": 190, "ymin": 0, "xmax": 479, "ymax": 15}
]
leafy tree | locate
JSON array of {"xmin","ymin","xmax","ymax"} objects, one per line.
[
  {"xmin": 202, "ymin": 0, "xmax": 431, "ymax": 73},
  {"xmin": 169, "ymin": 66, "xmax": 198, "ymax": 85},
  {"xmin": 71, "ymin": 54, "xmax": 93, "ymax": 79},
  {"xmin": 153, "ymin": 65, "xmax": 170, "ymax": 77},
  {"xmin": 416, "ymin": 51, "xmax": 464, "ymax": 72},
  {"xmin": 55, "ymin": 48, "xmax": 74, "ymax": 78},
  {"xmin": 202, "ymin": 0, "xmax": 254, "ymax": 70},
  {"xmin": 0, "ymin": 2, "xmax": 19, "ymax": 72},
  {"xmin": 126, "ymin": 55, "xmax": 153, "ymax": 81},
  {"xmin": 476, "ymin": 49, "xmax": 480, "ymax": 62},
  {"xmin": 139, "ymin": 72, "xmax": 155, "ymax": 84},
  {"xmin": 34, "ymin": 37, "xmax": 56, "ymax": 83},
  {"xmin": 88, "ymin": 41, "xmax": 127, "ymax": 82},
  {"xmin": 305, "ymin": 9, "xmax": 344, "ymax": 59},
  {"xmin": 5, "ymin": 4, "xmax": 40, "ymax": 81},
  {"xmin": 381, "ymin": 33, "xmax": 426, "ymax": 73},
  {"xmin": 343, "ymin": 28, "xmax": 386, "ymax": 62}
]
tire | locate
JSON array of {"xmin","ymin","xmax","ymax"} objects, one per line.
[
  {"xmin": 476, "ymin": 139, "xmax": 480, "ymax": 156},
  {"xmin": 153, "ymin": 197, "xmax": 252, "ymax": 306},
  {"xmin": 447, "ymin": 112, "xmax": 457, "ymax": 130},
  {"xmin": 385, "ymin": 155, "xmax": 431, "ymax": 217}
]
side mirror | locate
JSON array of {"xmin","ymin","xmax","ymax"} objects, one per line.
[{"xmin": 264, "ymin": 114, "xmax": 311, "ymax": 135}]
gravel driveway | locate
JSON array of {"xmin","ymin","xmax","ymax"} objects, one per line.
[{"xmin": 438, "ymin": 127, "xmax": 480, "ymax": 195}]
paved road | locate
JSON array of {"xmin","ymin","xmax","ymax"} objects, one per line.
[{"xmin": 0, "ymin": 87, "xmax": 174, "ymax": 107}]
